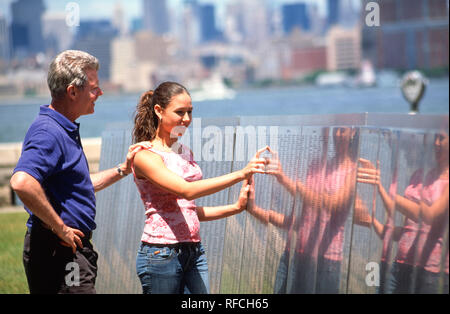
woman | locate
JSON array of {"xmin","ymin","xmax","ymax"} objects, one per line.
[
  {"xmin": 358, "ymin": 131, "xmax": 449, "ymax": 293},
  {"xmin": 131, "ymin": 81, "xmax": 268, "ymax": 294},
  {"xmin": 248, "ymin": 127, "xmax": 370, "ymax": 293}
]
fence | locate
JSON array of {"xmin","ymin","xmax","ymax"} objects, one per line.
[{"xmin": 93, "ymin": 113, "xmax": 449, "ymax": 294}]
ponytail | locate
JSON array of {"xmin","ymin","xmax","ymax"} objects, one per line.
[
  {"xmin": 133, "ymin": 82, "xmax": 190, "ymax": 143},
  {"xmin": 133, "ymin": 90, "xmax": 158, "ymax": 143}
]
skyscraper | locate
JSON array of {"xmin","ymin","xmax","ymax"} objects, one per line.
[
  {"xmin": 199, "ymin": 4, "xmax": 221, "ymax": 42},
  {"xmin": 10, "ymin": 0, "xmax": 45, "ymax": 57},
  {"xmin": 142, "ymin": 0, "xmax": 170, "ymax": 36},
  {"xmin": 327, "ymin": 0, "xmax": 340, "ymax": 28},
  {"xmin": 0, "ymin": 13, "xmax": 10, "ymax": 61},
  {"xmin": 282, "ymin": 3, "xmax": 311, "ymax": 34},
  {"xmin": 73, "ymin": 20, "xmax": 118, "ymax": 80},
  {"xmin": 362, "ymin": 0, "xmax": 449, "ymax": 70}
]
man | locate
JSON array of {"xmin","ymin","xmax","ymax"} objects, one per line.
[{"xmin": 10, "ymin": 50, "xmax": 146, "ymax": 294}]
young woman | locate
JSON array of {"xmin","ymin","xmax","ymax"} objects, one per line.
[
  {"xmin": 357, "ymin": 131, "xmax": 449, "ymax": 294},
  {"xmin": 248, "ymin": 127, "xmax": 370, "ymax": 293},
  {"xmin": 131, "ymin": 81, "xmax": 268, "ymax": 294}
]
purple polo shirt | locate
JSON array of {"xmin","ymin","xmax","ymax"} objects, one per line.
[{"xmin": 13, "ymin": 105, "xmax": 96, "ymax": 232}]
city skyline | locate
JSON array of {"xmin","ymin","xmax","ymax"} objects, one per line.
[
  {"xmin": 0, "ymin": 0, "xmax": 447, "ymax": 98},
  {"xmin": 0, "ymin": 0, "xmax": 361, "ymax": 23}
]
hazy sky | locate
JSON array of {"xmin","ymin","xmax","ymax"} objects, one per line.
[{"xmin": 0, "ymin": 0, "xmax": 356, "ymax": 22}]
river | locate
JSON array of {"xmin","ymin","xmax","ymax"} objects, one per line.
[{"xmin": 0, "ymin": 78, "xmax": 448, "ymax": 143}]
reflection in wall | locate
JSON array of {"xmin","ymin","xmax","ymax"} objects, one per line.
[{"xmin": 93, "ymin": 113, "xmax": 449, "ymax": 294}]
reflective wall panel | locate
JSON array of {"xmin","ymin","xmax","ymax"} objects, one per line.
[{"xmin": 93, "ymin": 113, "xmax": 448, "ymax": 294}]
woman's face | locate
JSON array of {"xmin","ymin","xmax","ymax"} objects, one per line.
[
  {"xmin": 157, "ymin": 92, "xmax": 193, "ymax": 138},
  {"xmin": 434, "ymin": 131, "xmax": 449, "ymax": 166},
  {"xmin": 333, "ymin": 127, "xmax": 354, "ymax": 154}
]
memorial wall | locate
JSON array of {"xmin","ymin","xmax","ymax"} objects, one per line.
[{"xmin": 93, "ymin": 113, "xmax": 449, "ymax": 294}]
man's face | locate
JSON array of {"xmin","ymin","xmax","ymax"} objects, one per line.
[{"xmin": 75, "ymin": 68, "xmax": 103, "ymax": 117}]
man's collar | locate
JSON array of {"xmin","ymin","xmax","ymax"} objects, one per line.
[{"xmin": 39, "ymin": 105, "xmax": 79, "ymax": 133}]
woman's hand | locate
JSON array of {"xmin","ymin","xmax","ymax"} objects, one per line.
[
  {"xmin": 234, "ymin": 179, "xmax": 251, "ymax": 212},
  {"xmin": 263, "ymin": 148, "xmax": 284, "ymax": 181},
  {"xmin": 357, "ymin": 158, "xmax": 380, "ymax": 187},
  {"xmin": 353, "ymin": 197, "xmax": 372, "ymax": 228},
  {"xmin": 241, "ymin": 146, "xmax": 270, "ymax": 179}
]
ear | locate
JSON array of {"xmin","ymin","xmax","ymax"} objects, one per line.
[
  {"xmin": 154, "ymin": 104, "xmax": 163, "ymax": 120},
  {"xmin": 66, "ymin": 85, "xmax": 77, "ymax": 101}
]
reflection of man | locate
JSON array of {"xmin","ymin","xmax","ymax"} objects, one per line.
[{"xmin": 10, "ymin": 50, "xmax": 144, "ymax": 294}]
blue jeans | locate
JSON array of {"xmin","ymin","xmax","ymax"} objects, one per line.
[
  {"xmin": 289, "ymin": 254, "xmax": 341, "ymax": 294},
  {"xmin": 136, "ymin": 242, "xmax": 209, "ymax": 294}
]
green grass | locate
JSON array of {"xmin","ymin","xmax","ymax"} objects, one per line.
[{"xmin": 0, "ymin": 211, "xmax": 29, "ymax": 294}]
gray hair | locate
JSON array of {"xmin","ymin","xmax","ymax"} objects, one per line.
[{"xmin": 47, "ymin": 50, "xmax": 99, "ymax": 99}]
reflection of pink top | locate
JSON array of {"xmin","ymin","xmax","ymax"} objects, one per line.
[
  {"xmin": 396, "ymin": 168, "xmax": 449, "ymax": 273},
  {"xmin": 132, "ymin": 146, "xmax": 203, "ymax": 244},
  {"xmin": 419, "ymin": 168, "xmax": 448, "ymax": 273},
  {"xmin": 396, "ymin": 169, "xmax": 423, "ymax": 266},
  {"xmin": 297, "ymin": 157, "xmax": 355, "ymax": 261}
]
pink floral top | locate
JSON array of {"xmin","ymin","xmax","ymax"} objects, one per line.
[
  {"xmin": 132, "ymin": 145, "xmax": 203, "ymax": 244},
  {"xmin": 296, "ymin": 157, "xmax": 355, "ymax": 261},
  {"xmin": 396, "ymin": 168, "xmax": 449, "ymax": 273}
]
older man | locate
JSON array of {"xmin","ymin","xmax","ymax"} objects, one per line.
[{"xmin": 10, "ymin": 50, "xmax": 144, "ymax": 294}]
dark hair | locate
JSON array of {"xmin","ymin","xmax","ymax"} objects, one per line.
[
  {"xmin": 332, "ymin": 126, "xmax": 360, "ymax": 160},
  {"xmin": 133, "ymin": 81, "xmax": 189, "ymax": 143}
]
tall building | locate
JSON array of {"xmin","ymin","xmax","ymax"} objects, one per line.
[
  {"xmin": 327, "ymin": 26, "xmax": 361, "ymax": 71},
  {"xmin": 42, "ymin": 12, "xmax": 73, "ymax": 55},
  {"xmin": 327, "ymin": 0, "xmax": 340, "ymax": 28},
  {"xmin": 111, "ymin": 36, "xmax": 156, "ymax": 92},
  {"xmin": 112, "ymin": 1, "xmax": 128, "ymax": 36},
  {"xmin": 0, "ymin": 13, "xmax": 10, "ymax": 61},
  {"xmin": 339, "ymin": 0, "xmax": 358, "ymax": 28},
  {"xmin": 282, "ymin": 3, "xmax": 311, "ymax": 34},
  {"xmin": 199, "ymin": 4, "xmax": 221, "ymax": 42},
  {"xmin": 278, "ymin": 29, "xmax": 327, "ymax": 79},
  {"xmin": 73, "ymin": 20, "xmax": 118, "ymax": 80},
  {"xmin": 242, "ymin": 0, "xmax": 270, "ymax": 47},
  {"xmin": 10, "ymin": 0, "xmax": 45, "ymax": 58},
  {"xmin": 362, "ymin": 0, "xmax": 449, "ymax": 70},
  {"xmin": 142, "ymin": 0, "xmax": 170, "ymax": 36},
  {"xmin": 179, "ymin": 0, "xmax": 200, "ymax": 55}
]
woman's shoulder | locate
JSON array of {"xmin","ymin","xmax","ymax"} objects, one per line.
[{"xmin": 135, "ymin": 148, "xmax": 166, "ymax": 166}]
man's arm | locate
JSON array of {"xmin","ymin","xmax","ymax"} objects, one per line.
[
  {"xmin": 90, "ymin": 164, "xmax": 127, "ymax": 192},
  {"xmin": 10, "ymin": 171, "xmax": 84, "ymax": 253},
  {"xmin": 90, "ymin": 141, "xmax": 152, "ymax": 192}
]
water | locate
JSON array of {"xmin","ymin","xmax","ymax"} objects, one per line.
[{"xmin": 0, "ymin": 78, "xmax": 448, "ymax": 143}]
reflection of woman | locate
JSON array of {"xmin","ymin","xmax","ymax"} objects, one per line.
[
  {"xmin": 131, "ymin": 82, "xmax": 268, "ymax": 294},
  {"xmin": 358, "ymin": 131, "xmax": 449, "ymax": 294},
  {"xmin": 249, "ymin": 127, "xmax": 369, "ymax": 293}
]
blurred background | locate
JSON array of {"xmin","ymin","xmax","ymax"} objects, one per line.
[{"xmin": 0, "ymin": 0, "xmax": 448, "ymax": 98}]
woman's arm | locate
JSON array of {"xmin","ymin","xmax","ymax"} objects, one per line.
[
  {"xmin": 357, "ymin": 159, "xmax": 422, "ymax": 222},
  {"xmin": 267, "ymin": 149, "xmax": 355, "ymax": 212},
  {"xmin": 420, "ymin": 184, "xmax": 449, "ymax": 224},
  {"xmin": 245, "ymin": 177, "xmax": 289, "ymax": 228},
  {"xmin": 197, "ymin": 180, "xmax": 250, "ymax": 221},
  {"xmin": 134, "ymin": 148, "xmax": 267, "ymax": 201}
]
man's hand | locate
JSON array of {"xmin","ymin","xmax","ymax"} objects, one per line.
[
  {"xmin": 11, "ymin": 172, "xmax": 85, "ymax": 254},
  {"xmin": 54, "ymin": 224, "xmax": 85, "ymax": 254},
  {"xmin": 120, "ymin": 141, "xmax": 153, "ymax": 175}
]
